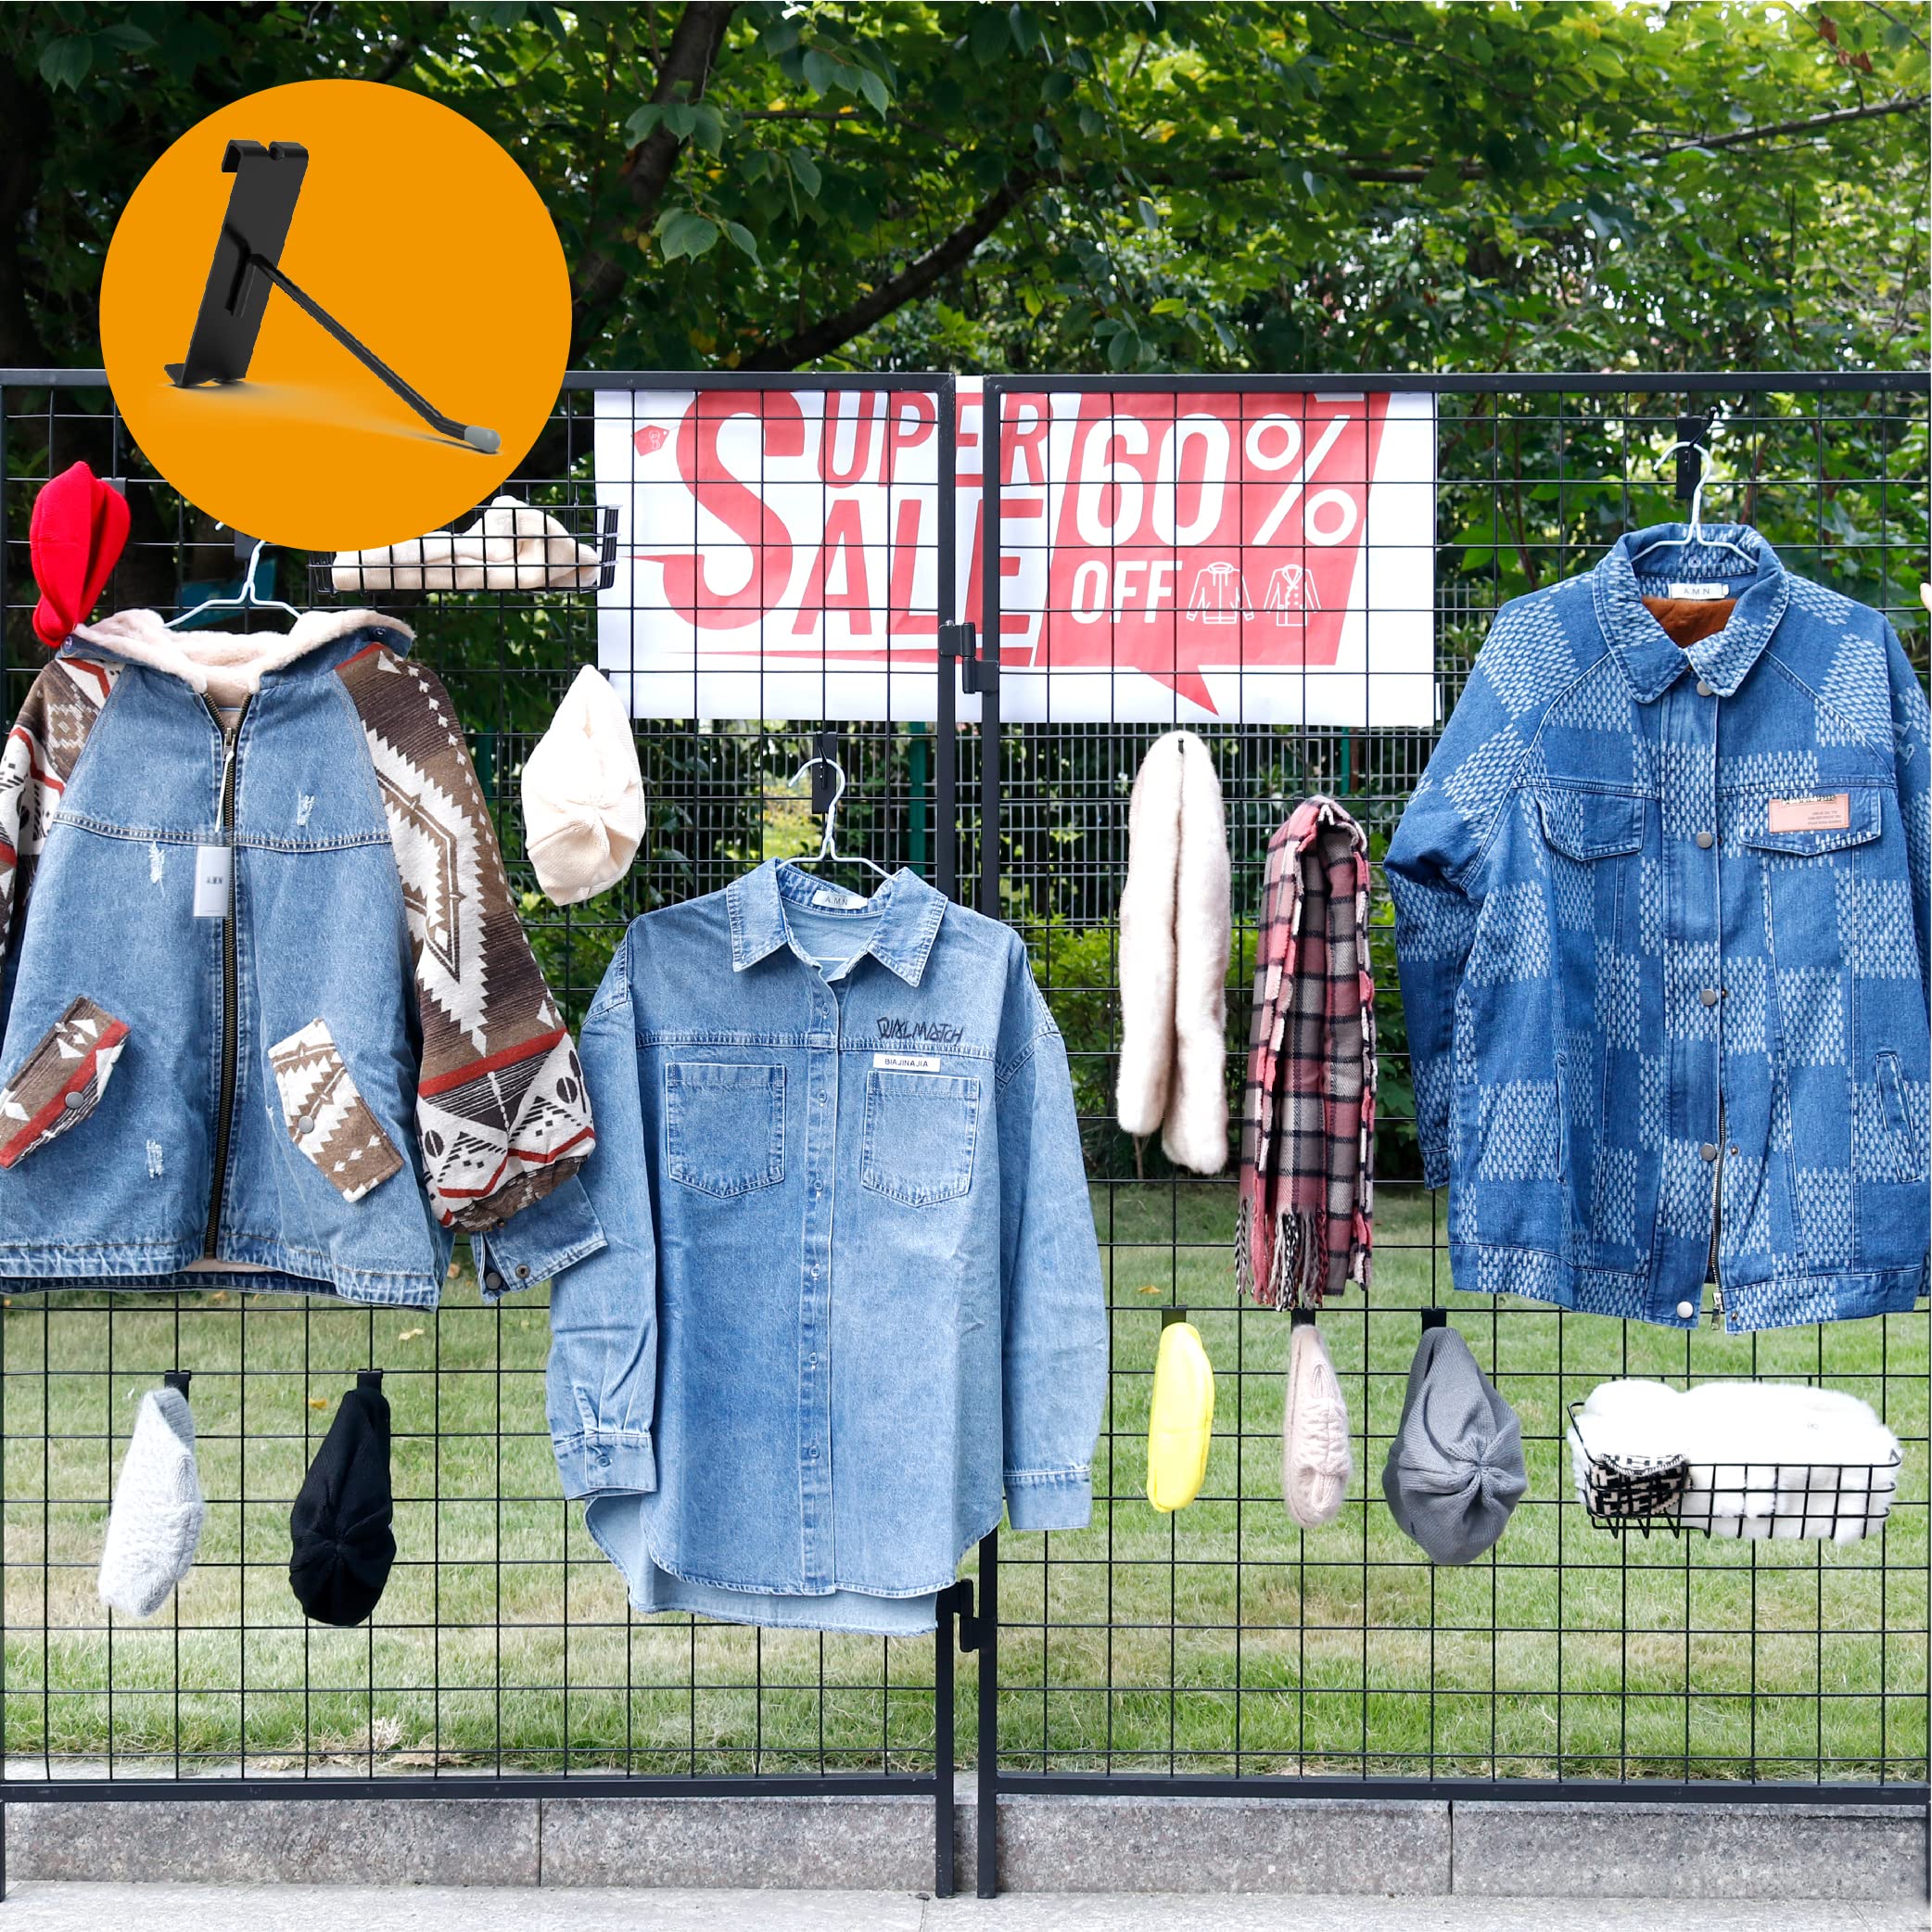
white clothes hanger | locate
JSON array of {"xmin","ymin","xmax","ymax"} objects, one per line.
[
  {"xmin": 788, "ymin": 755, "xmax": 892, "ymax": 883},
  {"xmin": 1628, "ymin": 438, "xmax": 1757, "ymax": 573},
  {"xmin": 168, "ymin": 536, "xmax": 304, "ymax": 629}
]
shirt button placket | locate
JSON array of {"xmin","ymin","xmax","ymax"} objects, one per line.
[{"xmin": 799, "ymin": 980, "xmax": 837, "ymax": 1589}]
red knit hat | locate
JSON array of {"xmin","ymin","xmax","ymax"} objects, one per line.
[{"xmin": 31, "ymin": 462, "xmax": 130, "ymax": 648}]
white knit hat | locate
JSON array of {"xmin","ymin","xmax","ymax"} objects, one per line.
[
  {"xmin": 1281, "ymin": 1319, "xmax": 1353, "ymax": 1530},
  {"xmin": 521, "ymin": 666, "xmax": 644, "ymax": 905},
  {"xmin": 98, "ymin": 1387, "xmax": 206, "ymax": 1620},
  {"xmin": 331, "ymin": 495, "xmax": 602, "ymax": 594}
]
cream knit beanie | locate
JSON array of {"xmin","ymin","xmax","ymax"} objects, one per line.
[
  {"xmin": 1281, "ymin": 1319, "xmax": 1353, "ymax": 1530},
  {"xmin": 332, "ymin": 496, "xmax": 602, "ymax": 594},
  {"xmin": 521, "ymin": 667, "xmax": 644, "ymax": 905}
]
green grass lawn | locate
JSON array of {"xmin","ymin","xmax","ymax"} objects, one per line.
[{"xmin": 2, "ymin": 1183, "xmax": 1925, "ymax": 1786}]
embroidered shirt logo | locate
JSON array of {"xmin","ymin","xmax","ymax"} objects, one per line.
[
  {"xmin": 1766, "ymin": 793, "xmax": 1850, "ymax": 833},
  {"xmin": 877, "ymin": 1018, "xmax": 963, "ymax": 1047}
]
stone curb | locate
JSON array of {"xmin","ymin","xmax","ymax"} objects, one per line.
[{"xmin": 4, "ymin": 1792, "xmax": 1924, "ymax": 1900}]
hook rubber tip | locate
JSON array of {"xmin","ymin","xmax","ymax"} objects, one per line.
[{"xmin": 462, "ymin": 425, "xmax": 502, "ymax": 454}]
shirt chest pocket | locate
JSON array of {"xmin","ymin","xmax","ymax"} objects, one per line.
[
  {"xmin": 664, "ymin": 1061, "xmax": 785, "ymax": 1198},
  {"xmin": 861, "ymin": 1070, "xmax": 982, "ymax": 1208}
]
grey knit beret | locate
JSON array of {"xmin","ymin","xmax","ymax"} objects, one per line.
[{"xmin": 1381, "ymin": 1325, "xmax": 1527, "ymax": 1564}]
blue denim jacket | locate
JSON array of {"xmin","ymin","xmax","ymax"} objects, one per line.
[
  {"xmin": 1389, "ymin": 527, "xmax": 1930, "ymax": 1331},
  {"xmin": 521, "ymin": 858, "xmax": 1108, "ymax": 1633},
  {"xmin": 0, "ymin": 611, "xmax": 603, "ymax": 1307}
]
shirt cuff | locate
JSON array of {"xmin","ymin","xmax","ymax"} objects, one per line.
[
  {"xmin": 1420, "ymin": 1142, "xmax": 1451, "ymax": 1191},
  {"xmin": 554, "ymin": 1427, "xmax": 656, "ymax": 1499},
  {"xmin": 1005, "ymin": 1467, "xmax": 1092, "ymax": 1532},
  {"xmin": 470, "ymin": 1176, "xmax": 606, "ymax": 1302}
]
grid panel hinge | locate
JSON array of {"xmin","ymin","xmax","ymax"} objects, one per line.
[{"xmin": 938, "ymin": 619, "xmax": 997, "ymax": 695}]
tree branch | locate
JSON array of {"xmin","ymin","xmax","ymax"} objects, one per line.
[
  {"xmin": 743, "ymin": 169, "xmax": 1036, "ymax": 370},
  {"xmin": 366, "ymin": 33, "xmax": 423, "ymax": 83},
  {"xmin": 1635, "ymin": 92, "xmax": 1928, "ymax": 156},
  {"xmin": 570, "ymin": 0, "xmax": 737, "ymax": 357}
]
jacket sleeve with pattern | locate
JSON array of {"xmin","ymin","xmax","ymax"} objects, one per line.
[
  {"xmin": 1384, "ymin": 604, "xmax": 1546, "ymax": 1188},
  {"xmin": 336, "ymin": 642, "xmax": 599, "ymax": 1250},
  {"xmin": 1885, "ymin": 621, "xmax": 1932, "ymax": 1001},
  {"xmin": 0, "ymin": 657, "xmax": 116, "ymax": 1025}
]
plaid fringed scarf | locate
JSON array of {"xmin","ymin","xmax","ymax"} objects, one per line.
[{"xmin": 1235, "ymin": 797, "xmax": 1377, "ymax": 1310}]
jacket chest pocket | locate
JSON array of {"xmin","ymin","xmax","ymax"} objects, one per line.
[
  {"xmin": 861, "ymin": 1069, "xmax": 982, "ymax": 1208},
  {"xmin": 665, "ymin": 1061, "xmax": 785, "ymax": 1197},
  {"xmin": 1533, "ymin": 790, "xmax": 1652, "ymax": 1271}
]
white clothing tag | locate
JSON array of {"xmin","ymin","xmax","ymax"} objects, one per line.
[
  {"xmin": 193, "ymin": 845, "xmax": 232, "ymax": 919},
  {"xmin": 812, "ymin": 885, "xmax": 865, "ymax": 909},
  {"xmin": 875, "ymin": 1052, "xmax": 941, "ymax": 1073},
  {"xmin": 1666, "ymin": 580, "xmax": 1728, "ymax": 600}
]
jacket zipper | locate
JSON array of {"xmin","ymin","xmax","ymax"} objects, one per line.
[{"xmin": 203, "ymin": 696, "xmax": 250, "ymax": 1259}]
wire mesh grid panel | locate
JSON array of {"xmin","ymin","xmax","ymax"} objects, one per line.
[
  {"xmin": 0, "ymin": 374, "xmax": 961, "ymax": 1791},
  {"xmin": 976, "ymin": 375, "xmax": 1931, "ymax": 1786},
  {"xmin": 0, "ymin": 370, "xmax": 1926, "ymax": 1803}
]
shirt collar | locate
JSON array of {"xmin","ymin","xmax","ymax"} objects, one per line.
[
  {"xmin": 1591, "ymin": 522, "xmax": 1789, "ymax": 703},
  {"xmin": 725, "ymin": 859, "xmax": 947, "ymax": 985}
]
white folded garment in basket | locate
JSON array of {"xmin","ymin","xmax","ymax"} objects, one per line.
[
  {"xmin": 1568, "ymin": 1379, "xmax": 1900, "ymax": 1544},
  {"xmin": 332, "ymin": 496, "xmax": 602, "ymax": 593}
]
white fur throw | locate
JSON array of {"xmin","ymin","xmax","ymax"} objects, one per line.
[
  {"xmin": 1568, "ymin": 1379, "xmax": 1901, "ymax": 1544},
  {"xmin": 1115, "ymin": 730, "xmax": 1231, "ymax": 1175}
]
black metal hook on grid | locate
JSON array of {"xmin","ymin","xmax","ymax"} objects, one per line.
[
  {"xmin": 1673, "ymin": 411, "xmax": 1712, "ymax": 504},
  {"xmin": 161, "ymin": 1369, "xmax": 193, "ymax": 1398}
]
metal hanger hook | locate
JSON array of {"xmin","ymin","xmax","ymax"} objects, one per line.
[
  {"xmin": 1659, "ymin": 435, "xmax": 1715, "ymax": 543},
  {"xmin": 790, "ymin": 754, "xmax": 847, "ymax": 861}
]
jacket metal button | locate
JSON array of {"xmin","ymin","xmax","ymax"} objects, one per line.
[
  {"xmin": 515, "ymin": 1264, "xmax": 529, "ymax": 1279},
  {"xmin": 1699, "ymin": 987, "xmax": 1721, "ymax": 1007},
  {"xmin": 484, "ymin": 1269, "xmax": 503, "ymax": 1291},
  {"xmin": 1697, "ymin": 680, "xmax": 1715, "ymax": 696},
  {"xmin": 62, "ymin": 1090, "xmax": 85, "ymax": 1110},
  {"xmin": 1695, "ymin": 831, "xmax": 1715, "ymax": 849},
  {"xmin": 1676, "ymin": 1300, "xmax": 1696, "ymax": 1318},
  {"xmin": 297, "ymin": 1114, "xmax": 315, "ymax": 1136},
  {"xmin": 1699, "ymin": 1142, "xmax": 1718, "ymax": 1162}
]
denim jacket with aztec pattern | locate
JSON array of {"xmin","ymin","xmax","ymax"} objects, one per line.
[
  {"xmin": 1388, "ymin": 526, "xmax": 1930, "ymax": 1333},
  {"xmin": 0, "ymin": 608, "xmax": 604, "ymax": 1307}
]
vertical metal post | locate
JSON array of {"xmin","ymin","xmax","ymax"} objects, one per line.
[
  {"xmin": 935, "ymin": 375, "xmax": 959, "ymax": 899},
  {"xmin": 973, "ymin": 376, "xmax": 1005, "ymax": 1900},
  {"xmin": 977, "ymin": 378, "xmax": 1003, "ymax": 920},
  {"xmin": 934, "ymin": 1586, "xmax": 956, "ymax": 1897},
  {"xmin": 974, "ymin": 1532, "xmax": 999, "ymax": 1897}
]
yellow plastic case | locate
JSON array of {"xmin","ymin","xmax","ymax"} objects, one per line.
[{"xmin": 1146, "ymin": 1319, "xmax": 1215, "ymax": 1513}]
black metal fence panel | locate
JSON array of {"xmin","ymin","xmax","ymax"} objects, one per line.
[{"xmin": 0, "ymin": 374, "xmax": 1924, "ymax": 1859}]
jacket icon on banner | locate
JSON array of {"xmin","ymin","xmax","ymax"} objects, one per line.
[
  {"xmin": 1388, "ymin": 524, "xmax": 1931, "ymax": 1333},
  {"xmin": 1264, "ymin": 562, "xmax": 1320, "ymax": 626},
  {"xmin": 0, "ymin": 611, "xmax": 602, "ymax": 1306},
  {"xmin": 515, "ymin": 858, "xmax": 1109, "ymax": 1634},
  {"xmin": 1187, "ymin": 561, "xmax": 1253, "ymax": 624}
]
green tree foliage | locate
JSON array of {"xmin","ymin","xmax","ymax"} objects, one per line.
[{"xmin": 2, "ymin": 1, "xmax": 1924, "ymax": 376}]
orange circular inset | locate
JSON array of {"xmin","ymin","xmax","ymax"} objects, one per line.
[{"xmin": 101, "ymin": 80, "xmax": 569, "ymax": 554}]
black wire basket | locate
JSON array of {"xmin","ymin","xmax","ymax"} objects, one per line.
[{"xmin": 1567, "ymin": 1399, "xmax": 1904, "ymax": 1543}]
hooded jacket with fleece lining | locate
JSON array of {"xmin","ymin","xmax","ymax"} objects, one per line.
[{"xmin": 0, "ymin": 607, "xmax": 604, "ymax": 1306}]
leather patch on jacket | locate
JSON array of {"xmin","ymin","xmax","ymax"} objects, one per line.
[{"xmin": 1767, "ymin": 793, "xmax": 1850, "ymax": 833}]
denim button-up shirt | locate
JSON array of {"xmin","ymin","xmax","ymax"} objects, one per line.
[
  {"xmin": 523, "ymin": 858, "xmax": 1107, "ymax": 1633},
  {"xmin": 1390, "ymin": 526, "xmax": 1930, "ymax": 1332}
]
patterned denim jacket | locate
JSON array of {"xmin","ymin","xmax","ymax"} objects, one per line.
[
  {"xmin": 511, "ymin": 858, "xmax": 1109, "ymax": 1633},
  {"xmin": 1389, "ymin": 526, "xmax": 1930, "ymax": 1332}
]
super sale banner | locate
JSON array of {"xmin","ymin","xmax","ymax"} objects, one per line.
[{"xmin": 594, "ymin": 381, "xmax": 1435, "ymax": 727}]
